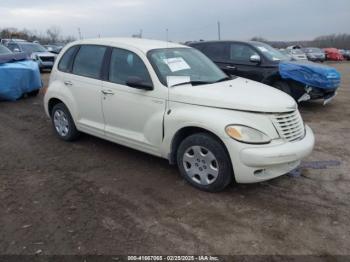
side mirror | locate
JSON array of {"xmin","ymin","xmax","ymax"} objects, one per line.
[
  {"xmin": 13, "ymin": 48, "xmax": 20, "ymax": 53},
  {"xmin": 126, "ymin": 76, "xmax": 153, "ymax": 90},
  {"xmin": 250, "ymin": 54, "xmax": 261, "ymax": 63}
]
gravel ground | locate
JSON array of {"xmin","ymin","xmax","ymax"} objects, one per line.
[{"xmin": 0, "ymin": 63, "xmax": 349, "ymax": 256}]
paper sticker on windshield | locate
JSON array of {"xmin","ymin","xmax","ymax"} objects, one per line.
[
  {"xmin": 163, "ymin": 57, "xmax": 191, "ymax": 72},
  {"xmin": 257, "ymin": 46, "xmax": 268, "ymax": 52},
  {"xmin": 272, "ymin": 57, "xmax": 280, "ymax": 61}
]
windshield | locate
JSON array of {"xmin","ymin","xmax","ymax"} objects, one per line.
[
  {"xmin": 20, "ymin": 43, "xmax": 47, "ymax": 53},
  {"xmin": 147, "ymin": 47, "xmax": 228, "ymax": 86},
  {"xmin": 251, "ymin": 42, "xmax": 290, "ymax": 61},
  {"xmin": 0, "ymin": 45, "xmax": 12, "ymax": 54},
  {"xmin": 279, "ymin": 50, "xmax": 289, "ymax": 55}
]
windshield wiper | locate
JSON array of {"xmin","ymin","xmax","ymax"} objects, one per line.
[
  {"xmin": 213, "ymin": 76, "xmax": 232, "ymax": 83},
  {"xmin": 171, "ymin": 80, "xmax": 211, "ymax": 87}
]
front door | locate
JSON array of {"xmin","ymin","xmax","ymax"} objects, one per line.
[
  {"xmin": 225, "ymin": 43, "xmax": 263, "ymax": 82},
  {"xmin": 101, "ymin": 47, "xmax": 166, "ymax": 156}
]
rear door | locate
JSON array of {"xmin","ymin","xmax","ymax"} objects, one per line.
[
  {"xmin": 61, "ymin": 45, "xmax": 107, "ymax": 136},
  {"xmin": 194, "ymin": 42, "xmax": 233, "ymax": 74}
]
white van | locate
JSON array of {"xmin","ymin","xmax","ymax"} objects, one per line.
[{"xmin": 44, "ymin": 38, "xmax": 314, "ymax": 192}]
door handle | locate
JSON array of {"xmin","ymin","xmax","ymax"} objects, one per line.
[
  {"xmin": 101, "ymin": 89, "xmax": 115, "ymax": 95},
  {"xmin": 64, "ymin": 81, "xmax": 73, "ymax": 86},
  {"xmin": 226, "ymin": 65, "xmax": 236, "ymax": 70}
]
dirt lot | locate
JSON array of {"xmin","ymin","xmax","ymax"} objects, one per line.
[{"xmin": 0, "ymin": 63, "xmax": 349, "ymax": 256}]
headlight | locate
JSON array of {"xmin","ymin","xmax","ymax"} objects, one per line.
[
  {"xmin": 225, "ymin": 125, "xmax": 271, "ymax": 144},
  {"xmin": 31, "ymin": 54, "xmax": 39, "ymax": 61}
]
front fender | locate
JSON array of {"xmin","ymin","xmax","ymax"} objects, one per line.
[{"xmin": 160, "ymin": 102, "xmax": 279, "ymax": 159}]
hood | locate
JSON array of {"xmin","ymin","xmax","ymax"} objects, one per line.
[
  {"xmin": 169, "ymin": 78, "xmax": 297, "ymax": 113},
  {"xmin": 279, "ymin": 61, "xmax": 341, "ymax": 89}
]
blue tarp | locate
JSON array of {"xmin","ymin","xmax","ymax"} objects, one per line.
[
  {"xmin": 279, "ymin": 61, "xmax": 341, "ymax": 90},
  {"xmin": 0, "ymin": 60, "xmax": 42, "ymax": 101},
  {"xmin": 0, "ymin": 52, "xmax": 28, "ymax": 64}
]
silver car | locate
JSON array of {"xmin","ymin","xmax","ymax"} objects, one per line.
[
  {"xmin": 286, "ymin": 49, "xmax": 308, "ymax": 61},
  {"xmin": 302, "ymin": 47, "xmax": 326, "ymax": 62},
  {"xmin": 6, "ymin": 41, "xmax": 56, "ymax": 71}
]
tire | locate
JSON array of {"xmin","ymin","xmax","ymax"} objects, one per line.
[
  {"xmin": 27, "ymin": 89, "xmax": 40, "ymax": 97},
  {"xmin": 177, "ymin": 133, "xmax": 233, "ymax": 192},
  {"xmin": 51, "ymin": 103, "xmax": 80, "ymax": 141},
  {"xmin": 273, "ymin": 81, "xmax": 292, "ymax": 96}
]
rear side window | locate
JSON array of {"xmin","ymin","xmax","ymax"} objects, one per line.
[
  {"xmin": 109, "ymin": 48, "xmax": 152, "ymax": 87},
  {"xmin": 72, "ymin": 45, "xmax": 107, "ymax": 79},
  {"xmin": 197, "ymin": 43, "xmax": 228, "ymax": 61},
  {"xmin": 58, "ymin": 46, "xmax": 78, "ymax": 72}
]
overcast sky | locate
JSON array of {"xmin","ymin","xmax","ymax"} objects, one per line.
[{"xmin": 0, "ymin": 0, "xmax": 349, "ymax": 42}]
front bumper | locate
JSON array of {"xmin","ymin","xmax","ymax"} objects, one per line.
[
  {"xmin": 309, "ymin": 87, "xmax": 337, "ymax": 100},
  {"xmin": 224, "ymin": 125, "xmax": 315, "ymax": 183},
  {"xmin": 296, "ymin": 85, "xmax": 338, "ymax": 103},
  {"xmin": 308, "ymin": 57, "xmax": 325, "ymax": 62}
]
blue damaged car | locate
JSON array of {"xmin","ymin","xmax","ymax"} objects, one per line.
[
  {"xmin": 189, "ymin": 41, "xmax": 341, "ymax": 104},
  {"xmin": 0, "ymin": 44, "xmax": 42, "ymax": 101}
]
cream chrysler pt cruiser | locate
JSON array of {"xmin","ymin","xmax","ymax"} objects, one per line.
[{"xmin": 44, "ymin": 38, "xmax": 315, "ymax": 192}]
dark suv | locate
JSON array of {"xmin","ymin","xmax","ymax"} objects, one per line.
[{"xmin": 189, "ymin": 41, "xmax": 340, "ymax": 103}]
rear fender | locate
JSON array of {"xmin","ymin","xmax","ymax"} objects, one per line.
[{"xmin": 44, "ymin": 79, "xmax": 77, "ymax": 121}]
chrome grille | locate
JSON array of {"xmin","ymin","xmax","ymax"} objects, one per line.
[
  {"xmin": 271, "ymin": 110, "xmax": 305, "ymax": 142},
  {"xmin": 40, "ymin": 56, "xmax": 55, "ymax": 62}
]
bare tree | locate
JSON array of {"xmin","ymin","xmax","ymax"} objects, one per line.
[
  {"xmin": 46, "ymin": 26, "xmax": 61, "ymax": 43},
  {"xmin": 1, "ymin": 27, "xmax": 75, "ymax": 44},
  {"xmin": 250, "ymin": 34, "xmax": 350, "ymax": 49},
  {"xmin": 250, "ymin": 36, "xmax": 268, "ymax": 42}
]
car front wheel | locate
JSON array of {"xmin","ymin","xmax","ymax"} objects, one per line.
[{"xmin": 177, "ymin": 133, "xmax": 233, "ymax": 192}]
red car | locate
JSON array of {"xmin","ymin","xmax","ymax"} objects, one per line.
[{"xmin": 324, "ymin": 48, "xmax": 344, "ymax": 61}]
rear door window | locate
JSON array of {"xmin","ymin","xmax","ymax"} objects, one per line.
[
  {"xmin": 200, "ymin": 43, "xmax": 228, "ymax": 62},
  {"xmin": 72, "ymin": 45, "xmax": 107, "ymax": 79},
  {"xmin": 108, "ymin": 48, "xmax": 152, "ymax": 87}
]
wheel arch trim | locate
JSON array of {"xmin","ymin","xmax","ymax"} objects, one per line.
[{"xmin": 168, "ymin": 125, "xmax": 232, "ymax": 166}]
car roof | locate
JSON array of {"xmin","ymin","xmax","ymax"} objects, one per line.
[
  {"xmin": 189, "ymin": 40, "xmax": 264, "ymax": 46},
  {"xmin": 3, "ymin": 38, "xmax": 27, "ymax": 42},
  {"xmin": 73, "ymin": 38, "xmax": 187, "ymax": 53},
  {"xmin": 303, "ymin": 47, "xmax": 322, "ymax": 50}
]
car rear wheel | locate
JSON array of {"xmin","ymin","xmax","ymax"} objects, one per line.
[
  {"xmin": 177, "ymin": 133, "xmax": 233, "ymax": 192},
  {"xmin": 51, "ymin": 103, "xmax": 80, "ymax": 141}
]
